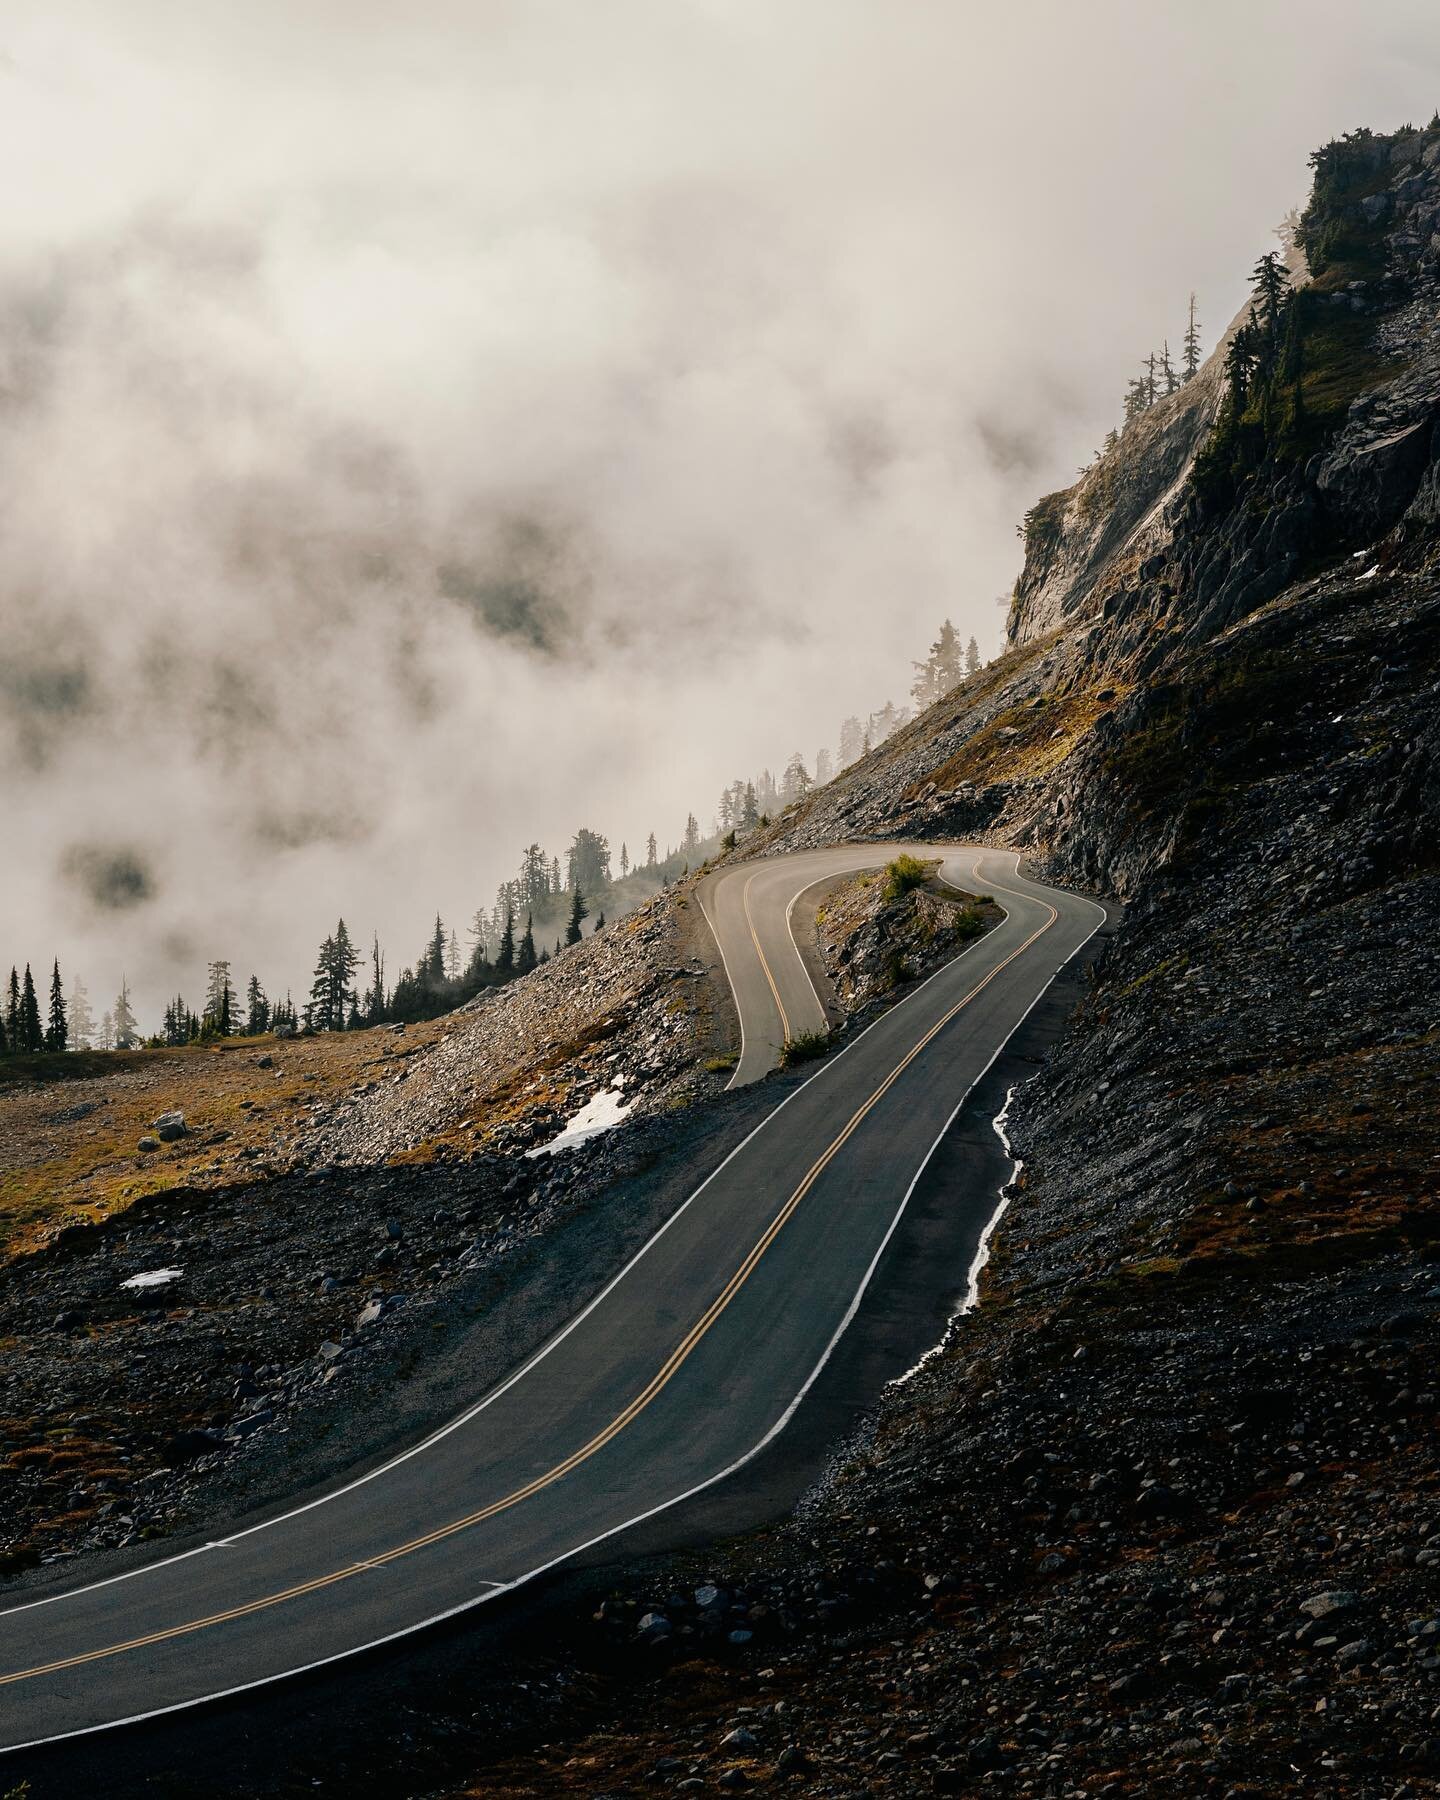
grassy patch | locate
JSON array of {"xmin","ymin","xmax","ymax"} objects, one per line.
[
  {"xmin": 918, "ymin": 687, "xmax": 1117, "ymax": 794},
  {"xmin": 883, "ymin": 854, "xmax": 935, "ymax": 901},
  {"xmin": 703, "ymin": 1055, "xmax": 737, "ymax": 1074}
]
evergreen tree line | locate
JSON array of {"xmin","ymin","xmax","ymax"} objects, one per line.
[
  {"xmin": 713, "ymin": 618, "xmax": 985, "ymax": 836},
  {"xmin": 0, "ymin": 961, "xmax": 127, "ymax": 1055}
]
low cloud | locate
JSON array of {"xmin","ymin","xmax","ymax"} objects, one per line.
[{"xmin": 3, "ymin": 0, "xmax": 1437, "ymax": 1017}]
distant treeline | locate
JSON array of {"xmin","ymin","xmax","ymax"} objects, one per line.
[{"xmin": 3, "ymin": 820, "xmax": 724, "ymax": 1052}]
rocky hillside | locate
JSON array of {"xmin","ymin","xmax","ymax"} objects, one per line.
[
  {"xmin": 7, "ymin": 119, "xmax": 1440, "ymax": 1800},
  {"xmin": 435, "ymin": 120, "xmax": 1440, "ymax": 1797}
]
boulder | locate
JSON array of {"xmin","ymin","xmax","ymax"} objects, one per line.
[{"xmin": 153, "ymin": 1111, "xmax": 187, "ymax": 1142}]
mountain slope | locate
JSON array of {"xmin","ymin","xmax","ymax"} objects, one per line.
[{"xmin": 449, "ymin": 119, "xmax": 1440, "ymax": 1798}]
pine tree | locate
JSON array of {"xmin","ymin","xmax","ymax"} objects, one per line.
[
  {"xmin": 911, "ymin": 619, "xmax": 964, "ymax": 708},
  {"xmin": 367, "ymin": 934, "xmax": 387, "ymax": 1022},
  {"xmin": 68, "ymin": 974, "xmax": 95, "ymax": 1050},
  {"xmin": 814, "ymin": 747, "xmax": 833, "ymax": 785},
  {"xmin": 780, "ymin": 752, "xmax": 812, "ymax": 805},
  {"xmin": 446, "ymin": 929, "xmax": 461, "ymax": 982},
  {"xmin": 99, "ymin": 1009, "xmax": 114, "ymax": 1051},
  {"xmin": 566, "ymin": 887, "xmax": 589, "ymax": 945},
  {"xmin": 620, "ymin": 841, "xmax": 630, "ymax": 878},
  {"xmin": 45, "ymin": 959, "xmax": 67, "ymax": 1052},
  {"xmin": 19, "ymin": 965, "xmax": 43, "ymax": 1053},
  {"xmin": 112, "ymin": 977, "xmax": 139, "ymax": 1050},
  {"xmin": 0, "ymin": 1004, "xmax": 6, "ymax": 1055},
  {"xmin": 594, "ymin": 913, "xmax": 605, "ymax": 929},
  {"xmin": 1251, "ymin": 251, "xmax": 1289, "ymax": 345},
  {"xmin": 1160, "ymin": 339, "xmax": 1179, "ymax": 395},
  {"xmin": 1182, "ymin": 292, "xmax": 1202, "ymax": 381},
  {"xmin": 1123, "ymin": 376, "xmax": 1149, "ymax": 426},
  {"xmin": 495, "ymin": 907, "xmax": 515, "ymax": 977},
  {"xmin": 965, "ymin": 635, "xmax": 981, "ymax": 676},
  {"xmin": 741, "ymin": 782, "xmax": 759, "ymax": 829},
  {"xmin": 838, "ymin": 716, "xmax": 864, "ymax": 767},
  {"xmin": 516, "ymin": 913, "xmax": 537, "ymax": 975},
  {"xmin": 645, "ymin": 832, "xmax": 658, "ymax": 871},
  {"xmin": 245, "ymin": 974, "xmax": 270, "ymax": 1036},
  {"xmin": 1144, "ymin": 351, "xmax": 1159, "ymax": 407},
  {"xmin": 682, "ymin": 814, "xmax": 700, "ymax": 856},
  {"xmin": 567, "ymin": 829, "xmax": 612, "ymax": 898},
  {"xmin": 204, "ymin": 960, "xmax": 237, "ymax": 1037},
  {"xmin": 425, "ymin": 914, "xmax": 446, "ymax": 984},
  {"xmin": 5, "ymin": 968, "xmax": 20, "ymax": 1052}
]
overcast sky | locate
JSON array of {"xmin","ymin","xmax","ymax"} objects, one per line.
[{"xmin": 4, "ymin": 0, "xmax": 1439, "ymax": 1018}]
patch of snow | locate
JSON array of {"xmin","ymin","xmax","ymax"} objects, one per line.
[
  {"xmin": 890, "ymin": 1082, "xmax": 1021, "ymax": 1388},
  {"xmin": 525, "ymin": 1088, "xmax": 632, "ymax": 1158},
  {"xmin": 121, "ymin": 1267, "xmax": 183, "ymax": 1291}
]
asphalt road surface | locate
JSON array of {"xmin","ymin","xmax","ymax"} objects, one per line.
[{"xmin": 0, "ymin": 844, "xmax": 1102, "ymax": 1753}]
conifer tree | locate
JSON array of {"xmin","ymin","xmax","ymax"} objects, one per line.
[
  {"xmin": 516, "ymin": 913, "xmax": 537, "ymax": 975},
  {"xmin": 204, "ymin": 960, "xmax": 237, "ymax": 1037},
  {"xmin": 965, "ymin": 635, "xmax": 981, "ymax": 676},
  {"xmin": 682, "ymin": 813, "xmax": 700, "ymax": 856},
  {"xmin": 0, "ymin": 1005, "xmax": 7, "ymax": 1055},
  {"xmin": 567, "ymin": 829, "xmax": 612, "ymax": 897},
  {"xmin": 620, "ymin": 841, "xmax": 630, "ymax": 878},
  {"xmin": 594, "ymin": 912, "xmax": 605, "ymax": 930},
  {"xmin": 1182, "ymin": 292, "xmax": 1202, "ymax": 381},
  {"xmin": 5, "ymin": 968, "xmax": 19, "ymax": 1052},
  {"xmin": 780, "ymin": 752, "xmax": 812, "ymax": 805},
  {"xmin": 68, "ymin": 974, "xmax": 95, "ymax": 1049},
  {"xmin": 112, "ymin": 977, "xmax": 139, "ymax": 1049},
  {"xmin": 566, "ymin": 887, "xmax": 588, "ymax": 945},
  {"xmin": 645, "ymin": 832, "xmax": 658, "ymax": 870},
  {"xmin": 367, "ymin": 934, "xmax": 387, "ymax": 1023},
  {"xmin": 99, "ymin": 1009, "xmax": 114, "ymax": 1051},
  {"xmin": 1160, "ymin": 340, "xmax": 1179, "ymax": 394},
  {"xmin": 46, "ymin": 959, "xmax": 67, "ymax": 1052},
  {"xmin": 1251, "ymin": 251, "xmax": 1289, "ymax": 344},
  {"xmin": 495, "ymin": 907, "xmax": 515, "ymax": 977},
  {"xmin": 19, "ymin": 965, "xmax": 43, "ymax": 1053},
  {"xmin": 741, "ymin": 782, "xmax": 759, "ymax": 828},
  {"xmin": 245, "ymin": 974, "xmax": 270, "ymax": 1036},
  {"xmin": 425, "ymin": 914, "xmax": 446, "ymax": 983}
]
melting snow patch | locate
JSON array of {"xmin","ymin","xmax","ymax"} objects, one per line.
[
  {"xmin": 891, "ymin": 1083, "xmax": 1021, "ymax": 1388},
  {"xmin": 121, "ymin": 1268, "xmax": 183, "ymax": 1291},
  {"xmin": 526, "ymin": 1088, "xmax": 632, "ymax": 1158}
]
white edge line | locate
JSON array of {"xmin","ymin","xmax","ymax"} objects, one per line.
[
  {"xmin": 695, "ymin": 879, "xmax": 748, "ymax": 1094},
  {"xmin": 1, "ymin": 855, "xmax": 1107, "ymax": 1757},
  {"xmin": 0, "ymin": 844, "xmax": 1009, "ymax": 1624}
]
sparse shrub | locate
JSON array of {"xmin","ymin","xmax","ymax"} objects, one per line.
[
  {"xmin": 780, "ymin": 1030, "xmax": 832, "ymax": 1066},
  {"xmin": 703, "ymin": 1054, "xmax": 736, "ymax": 1073},
  {"xmin": 883, "ymin": 853, "xmax": 933, "ymax": 901},
  {"xmin": 882, "ymin": 948, "xmax": 911, "ymax": 989},
  {"xmin": 954, "ymin": 907, "xmax": 986, "ymax": 942}
]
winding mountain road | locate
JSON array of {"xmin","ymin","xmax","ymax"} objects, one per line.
[{"xmin": 0, "ymin": 844, "xmax": 1102, "ymax": 1754}]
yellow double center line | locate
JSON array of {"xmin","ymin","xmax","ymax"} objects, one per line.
[
  {"xmin": 743, "ymin": 871, "xmax": 792, "ymax": 1041},
  {"xmin": 1, "ymin": 895, "xmax": 1055, "ymax": 1690}
]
